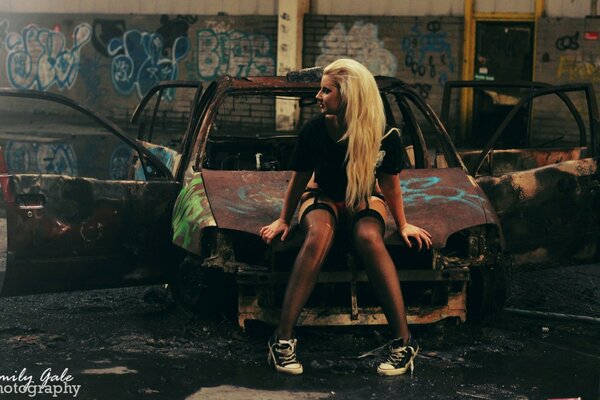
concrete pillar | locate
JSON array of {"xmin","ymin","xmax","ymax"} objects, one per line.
[{"xmin": 276, "ymin": 0, "xmax": 309, "ymax": 131}]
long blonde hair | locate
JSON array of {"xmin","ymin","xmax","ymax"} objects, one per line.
[{"xmin": 323, "ymin": 59, "xmax": 386, "ymax": 211}]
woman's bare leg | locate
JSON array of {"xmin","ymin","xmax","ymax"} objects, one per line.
[
  {"xmin": 277, "ymin": 209, "xmax": 336, "ymax": 339},
  {"xmin": 352, "ymin": 209, "xmax": 410, "ymax": 342}
]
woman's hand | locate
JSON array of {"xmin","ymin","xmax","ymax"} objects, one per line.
[
  {"xmin": 399, "ymin": 223, "xmax": 432, "ymax": 250},
  {"xmin": 260, "ymin": 218, "xmax": 290, "ymax": 244}
]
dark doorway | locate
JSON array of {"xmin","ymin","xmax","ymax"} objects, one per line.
[{"xmin": 471, "ymin": 21, "xmax": 535, "ymax": 149}]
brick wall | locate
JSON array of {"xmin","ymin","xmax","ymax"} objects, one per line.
[
  {"xmin": 1, "ymin": 11, "xmax": 598, "ymax": 144},
  {"xmin": 304, "ymin": 15, "xmax": 464, "ymax": 114},
  {"xmin": 535, "ymin": 17, "xmax": 599, "ymax": 146},
  {"xmin": 0, "ymin": 13, "xmax": 277, "ymax": 124},
  {"xmin": 537, "ymin": 18, "xmax": 600, "ymax": 86}
]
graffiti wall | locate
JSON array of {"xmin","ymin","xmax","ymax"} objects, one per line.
[
  {"xmin": 304, "ymin": 16, "xmax": 463, "ymax": 112},
  {"xmin": 537, "ymin": 17, "xmax": 600, "ymax": 89},
  {"xmin": 4, "ymin": 22, "xmax": 91, "ymax": 91},
  {"xmin": 534, "ymin": 18, "xmax": 600, "ymax": 142},
  {"xmin": 0, "ymin": 14, "xmax": 277, "ymax": 121},
  {"xmin": 2, "ymin": 12, "xmax": 596, "ymax": 126}
]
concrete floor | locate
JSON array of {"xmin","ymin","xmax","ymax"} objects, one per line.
[{"xmin": 0, "ymin": 262, "xmax": 598, "ymax": 399}]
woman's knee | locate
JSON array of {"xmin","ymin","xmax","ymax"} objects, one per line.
[
  {"xmin": 296, "ymin": 225, "xmax": 335, "ymax": 270},
  {"xmin": 352, "ymin": 222, "xmax": 385, "ymax": 249},
  {"xmin": 304, "ymin": 218, "xmax": 335, "ymax": 245}
]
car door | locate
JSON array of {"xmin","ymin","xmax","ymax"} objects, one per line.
[
  {"xmin": 0, "ymin": 89, "xmax": 181, "ymax": 296},
  {"xmin": 449, "ymin": 83, "xmax": 600, "ymax": 263},
  {"xmin": 130, "ymin": 81, "xmax": 203, "ymax": 181}
]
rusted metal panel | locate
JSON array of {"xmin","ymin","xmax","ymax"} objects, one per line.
[
  {"xmin": 236, "ymin": 267, "xmax": 470, "ymax": 285},
  {"xmin": 476, "ymin": 158, "xmax": 600, "ymax": 264},
  {"xmin": 236, "ymin": 259, "xmax": 470, "ymax": 328},
  {"xmin": 201, "ymin": 169, "xmax": 288, "ymax": 233},
  {"xmin": 230, "ymin": 75, "xmax": 320, "ymax": 90},
  {"xmin": 460, "ymin": 147, "xmax": 589, "ymax": 176},
  {"xmin": 1, "ymin": 174, "xmax": 179, "ymax": 296},
  {"xmin": 237, "ymin": 288, "xmax": 467, "ymax": 329},
  {"xmin": 202, "ymin": 168, "xmax": 497, "ymax": 249}
]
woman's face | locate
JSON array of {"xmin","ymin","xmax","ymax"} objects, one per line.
[{"xmin": 316, "ymin": 75, "xmax": 342, "ymax": 115}]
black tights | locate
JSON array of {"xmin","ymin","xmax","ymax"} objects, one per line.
[
  {"xmin": 276, "ymin": 211, "xmax": 410, "ymax": 342},
  {"xmin": 352, "ymin": 215, "xmax": 410, "ymax": 341},
  {"xmin": 277, "ymin": 209, "xmax": 335, "ymax": 339}
]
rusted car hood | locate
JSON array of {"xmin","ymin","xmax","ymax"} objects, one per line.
[{"xmin": 202, "ymin": 168, "xmax": 496, "ymax": 248}]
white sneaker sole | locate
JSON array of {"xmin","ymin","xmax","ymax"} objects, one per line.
[
  {"xmin": 376, "ymin": 347, "xmax": 419, "ymax": 376},
  {"xmin": 267, "ymin": 346, "xmax": 304, "ymax": 375}
]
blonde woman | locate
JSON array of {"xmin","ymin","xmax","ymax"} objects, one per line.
[{"xmin": 260, "ymin": 59, "xmax": 432, "ymax": 376}]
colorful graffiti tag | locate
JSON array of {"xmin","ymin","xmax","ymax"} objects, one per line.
[
  {"xmin": 108, "ymin": 30, "xmax": 190, "ymax": 99},
  {"xmin": 401, "ymin": 21, "xmax": 456, "ymax": 87},
  {"xmin": 316, "ymin": 22, "xmax": 397, "ymax": 76},
  {"xmin": 196, "ymin": 29, "xmax": 276, "ymax": 80},
  {"xmin": 172, "ymin": 174, "xmax": 217, "ymax": 254},
  {"xmin": 555, "ymin": 32, "xmax": 580, "ymax": 51},
  {"xmin": 401, "ymin": 176, "xmax": 484, "ymax": 210},
  {"xmin": 556, "ymin": 56, "xmax": 600, "ymax": 83},
  {"xmin": 5, "ymin": 23, "xmax": 91, "ymax": 90}
]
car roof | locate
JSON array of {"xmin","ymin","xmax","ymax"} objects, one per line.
[{"xmin": 212, "ymin": 75, "xmax": 412, "ymax": 93}]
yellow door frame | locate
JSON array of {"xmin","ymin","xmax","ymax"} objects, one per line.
[{"xmin": 459, "ymin": 0, "xmax": 544, "ymax": 144}]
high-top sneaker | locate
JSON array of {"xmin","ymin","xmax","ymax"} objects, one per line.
[
  {"xmin": 267, "ymin": 333, "xmax": 303, "ymax": 375},
  {"xmin": 377, "ymin": 336, "xmax": 419, "ymax": 376}
]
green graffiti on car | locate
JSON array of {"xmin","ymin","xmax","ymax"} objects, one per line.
[{"xmin": 172, "ymin": 174, "xmax": 216, "ymax": 250}]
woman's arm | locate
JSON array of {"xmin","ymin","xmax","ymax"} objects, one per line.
[
  {"xmin": 260, "ymin": 170, "xmax": 313, "ymax": 244},
  {"xmin": 378, "ymin": 171, "xmax": 432, "ymax": 250}
]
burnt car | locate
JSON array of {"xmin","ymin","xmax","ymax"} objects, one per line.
[
  {"xmin": 441, "ymin": 81, "xmax": 600, "ymax": 266},
  {"xmin": 5, "ymin": 74, "xmax": 594, "ymax": 329}
]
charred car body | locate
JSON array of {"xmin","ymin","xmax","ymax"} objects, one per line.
[
  {"xmin": 0, "ymin": 74, "xmax": 597, "ymax": 328},
  {"xmin": 442, "ymin": 81, "xmax": 600, "ymax": 266}
]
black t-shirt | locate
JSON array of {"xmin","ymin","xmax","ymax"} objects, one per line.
[{"xmin": 290, "ymin": 115, "xmax": 403, "ymax": 202}]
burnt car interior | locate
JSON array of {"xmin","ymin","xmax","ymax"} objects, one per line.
[
  {"xmin": 442, "ymin": 81, "xmax": 597, "ymax": 177},
  {"xmin": 200, "ymin": 89, "xmax": 462, "ymax": 173},
  {"xmin": 202, "ymin": 93, "xmax": 302, "ymax": 171}
]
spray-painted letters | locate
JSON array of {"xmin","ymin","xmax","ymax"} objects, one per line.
[
  {"xmin": 555, "ymin": 32, "xmax": 580, "ymax": 51},
  {"xmin": 5, "ymin": 23, "xmax": 91, "ymax": 90},
  {"xmin": 556, "ymin": 56, "xmax": 600, "ymax": 83},
  {"xmin": 108, "ymin": 30, "xmax": 190, "ymax": 99},
  {"xmin": 401, "ymin": 176, "xmax": 484, "ymax": 210},
  {"xmin": 196, "ymin": 29, "xmax": 275, "ymax": 80},
  {"xmin": 401, "ymin": 21, "xmax": 455, "ymax": 87}
]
